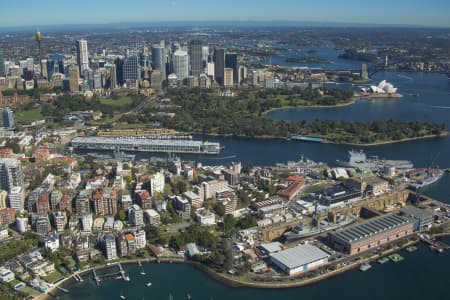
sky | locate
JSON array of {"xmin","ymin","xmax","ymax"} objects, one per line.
[{"xmin": 0, "ymin": 0, "xmax": 449, "ymax": 28}]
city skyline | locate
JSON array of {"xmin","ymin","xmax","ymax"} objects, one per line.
[{"xmin": 0, "ymin": 0, "xmax": 450, "ymax": 28}]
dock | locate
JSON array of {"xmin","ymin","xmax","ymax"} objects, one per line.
[
  {"xmin": 92, "ymin": 269, "xmax": 101, "ymax": 286},
  {"xmin": 56, "ymin": 286, "xmax": 69, "ymax": 293},
  {"xmin": 420, "ymin": 235, "xmax": 449, "ymax": 253}
]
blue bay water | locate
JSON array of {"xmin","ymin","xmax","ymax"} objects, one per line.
[{"xmin": 64, "ymin": 62, "xmax": 450, "ymax": 299}]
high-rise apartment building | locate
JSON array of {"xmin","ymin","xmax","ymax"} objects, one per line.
[{"xmin": 76, "ymin": 39, "xmax": 89, "ymax": 75}]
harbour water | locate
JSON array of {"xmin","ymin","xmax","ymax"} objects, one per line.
[
  {"xmin": 59, "ymin": 237, "xmax": 450, "ymax": 300},
  {"xmin": 65, "ymin": 66, "xmax": 450, "ymax": 298}
]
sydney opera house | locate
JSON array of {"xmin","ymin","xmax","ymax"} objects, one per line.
[{"xmin": 358, "ymin": 80, "xmax": 402, "ymax": 98}]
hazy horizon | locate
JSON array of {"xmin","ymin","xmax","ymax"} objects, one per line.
[{"xmin": 1, "ymin": 0, "xmax": 449, "ymax": 28}]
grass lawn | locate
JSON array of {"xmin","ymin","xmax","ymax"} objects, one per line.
[
  {"xmin": 100, "ymin": 96, "xmax": 134, "ymax": 107},
  {"xmin": 42, "ymin": 271, "xmax": 64, "ymax": 284},
  {"xmin": 14, "ymin": 107, "xmax": 44, "ymax": 124}
]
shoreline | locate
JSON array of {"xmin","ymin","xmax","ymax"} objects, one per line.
[
  {"xmin": 197, "ymin": 131, "xmax": 448, "ymax": 147},
  {"xmin": 190, "ymin": 239, "xmax": 421, "ymax": 289},
  {"xmin": 41, "ymin": 239, "xmax": 423, "ymax": 298},
  {"xmin": 261, "ymin": 98, "xmax": 356, "ymax": 115},
  {"xmin": 37, "ymin": 257, "xmax": 184, "ymax": 300}
]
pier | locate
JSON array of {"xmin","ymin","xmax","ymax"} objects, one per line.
[
  {"xmin": 92, "ymin": 268, "xmax": 101, "ymax": 286},
  {"xmin": 56, "ymin": 286, "xmax": 69, "ymax": 293}
]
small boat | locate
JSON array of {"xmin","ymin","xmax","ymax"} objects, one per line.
[
  {"xmin": 146, "ymin": 282, "xmax": 152, "ymax": 287},
  {"xmin": 140, "ymin": 271, "xmax": 146, "ymax": 275},
  {"xmin": 124, "ymin": 276, "xmax": 130, "ymax": 282},
  {"xmin": 120, "ymin": 290, "xmax": 126, "ymax": 299},
  {"xmin": 187, "ymin": 293, "xmax": 192, "ymax": 299},
  {"xmin": 359, "ymin": 262, "xmax": 372, "ymax": 272}
]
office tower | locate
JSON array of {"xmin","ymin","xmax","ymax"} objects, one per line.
[
  {"xmin": 207, "ymin": 62, "xmax": 215, "ymax": 80},
  {"xmin": 123, "ymin": 55, "xmax": 140, "ymax": 87},
  {"xmin": 151, "ymin": 44, "xmax": 166, "ymax": 82},
  {"xmin": 41, "ymin": 59, "xmax": 48, "ymax": 79},
  {"xmin": 189, "ymin": 40, "xmax": 203, "ymax": 77},
  {"xmin": 109, "ymin": 64, "xmax": 117, "ymax": 89},
  {"xmin": 93, "ymin": 73, "xmax": 102, "ymax": 89},
  {"xmin": 201, "ymin": 46, "xmax": 209, "ymax": 67},
  {"xmin": 52, "ymin": 73, "xmax": 64, "ymax": 88},
  {"xmin": 151, "ymin": 70, "xmax": 162, "ymax": 91},
  {"xmin": 1, "ymin": 108, "xmax": 14, "ymax": 128},
  {"xmin": 225, "ymin": 53, "xmax": 238, "ymax": 84},
  {"xmin": 0, "ymin": 51, "xmax": 4, "ymax": 76},
  {"xmin": 361, "ymin": 64, "xmax": 368, "ymax": 80},
  {"xmin": 172, "ymin": 50, "xmax": 189, "ymax": 82},
  {"xmin": 114, "ymin": 58, "xmax": 124, "ymax": 87},
  {"xmin": 238, "ymin": 65, "xmax": 247, "ymax": 84},
  {"xmin": 68, "ymin": 65, "xmax": 79, "ymax": 92},
  {"xmin": 76, "ymin": 39, "xmax": 89, "ymax": 75},
  {"xmin": 224, "ymin": 68, "xmax": 234, "ymax": 87},
  {"xmin": 46, "ymin": 59, "xmax": 54, "ymax": 79},
  {"xmin": 213, "ymin": 48, "xmax": 225, "ymax": 85}
]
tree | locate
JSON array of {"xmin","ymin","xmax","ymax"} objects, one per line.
[
  {"xmin": 212, "ymin": 203, "xmax": 225, "ymax": 217},
  {"xmin": 116, "ymin": 209, "xmax": 126, "ymax": 222}
]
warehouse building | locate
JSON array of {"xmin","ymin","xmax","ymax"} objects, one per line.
[
  {"xmin": 328, "ymin": 214, "xmax": 415, "ymax": 255},
  {"xmin": 270, "ymin": 244, "xmax": 329, "ymax": 275}
]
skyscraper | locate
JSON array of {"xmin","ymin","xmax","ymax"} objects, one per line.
[
  {"xmin": 123, "ymin": 55, "xmax": 140, "ymax": 87},
  {"xmin": 172, "ymin": 50, "xmax": 189, "ymax": 82},
  {"xmin": 109, "ymin": 64, "xmax": 117, "ymax": 89},
  {"xmin": 0, "ymin": 51, "xmax": 4, "ymax": 76},
  {"xmin": 224, "ymin": 68, "xmax": 234, "ymax": 87},
  {"xmin": 189, "ymin": 40, "xmax": 203, "ymax": 77},
  {"xmin": 201, "ymin": 46, "xmax": 209, "ymax": 67},
  {"xmin": 361, "ymin": 64, "xmax": 368, "ymax": 80},
  {"xmin": 68, "ymin": 65, "xmax": 80, "ymax": 92},
  {"xmin": 225, "ymin": 53, "xmax": 238, "ymax": 84},
  {"xmin": 76, "ymin": 39, "xmax": 89, "ymax": 75},
  {"xmin": 151, "ymin": 44, "xmax": 166, "ymax": 82},
  {"xmin": 213, "ymin": 48, "xmax": 225, "ymax": 85},
  {"xmin": 114, "ymin": 58, "xmax": 124, "ymax": 87}
]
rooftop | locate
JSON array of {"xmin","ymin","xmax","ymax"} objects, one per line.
[
  {"xmin": 271, "ymin": 244, "xmax": 329, "ymax": 269},
  {"xmin": 330, "ymin": 214, "xmax": 414, "ymax": 244}
]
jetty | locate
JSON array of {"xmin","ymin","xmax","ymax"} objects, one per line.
[
  {"xmin": 92, "ymin": 269, "xmax": 101, "ymax": 286},
  {"xmin": 56, "ymin": 286, "xmax": 69, "ymax": 293}
]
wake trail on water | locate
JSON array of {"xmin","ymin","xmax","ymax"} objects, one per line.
[
  {"xmin": 430, "ymin": 106, "xmax": 450, "ymax": 109},
  {"xmin": 397, "ymin": 74, "xmax": 413, "ymax": 80}
]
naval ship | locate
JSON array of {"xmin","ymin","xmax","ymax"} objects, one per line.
[{"xmin": 337, "ymin": 150, "xmax": 413, "ymax": 170}]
